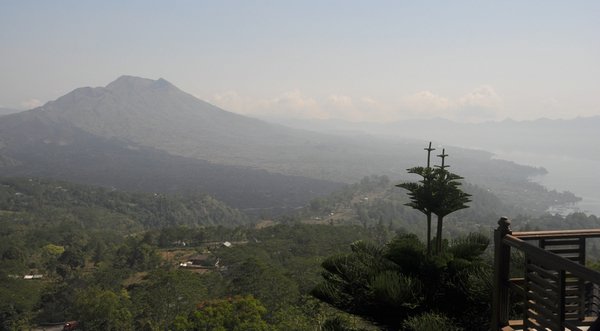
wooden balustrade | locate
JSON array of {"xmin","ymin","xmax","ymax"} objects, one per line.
[{"xmin": 492, "ymin": 217, "xmax": 600, "ymax": 331}]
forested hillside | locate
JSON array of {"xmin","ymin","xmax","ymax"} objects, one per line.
[
  {"xmin": 0, "ymin": 206, "xmax": 383, "ymax": 330},
  {"xmin": 0, "ymin": 177, "xmax": 248, "ymax": 230},
  {"xmin": 295, "ymin": 175, "xmax": 580, "ymax": 238},
  {"xmin": 0, "ymin": 177, "xmax": 248, "ymax": 277},
  {"xmin": 0, "ymin": 116, "xmax": 343, "ymax": 215},
  {"xmin": 0, "ymin": 175, "xmax": 597, "ymax": 330}
]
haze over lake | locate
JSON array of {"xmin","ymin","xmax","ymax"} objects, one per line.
[{"xmin": 494, "ymin": 151, "xmax": 600, "ymax": 216}]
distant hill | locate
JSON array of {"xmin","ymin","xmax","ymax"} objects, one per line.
[
  {"xmin": 265, "ymin": 115, "xmax": 600, "ymax": 162},
  {"xmin": 0, "ymin": 177, "xmax": 249, "ymax": 231},
  {"xmin": 0, "ymin": 116, "xmax": 342, "ymax": 214},
  {"xmin": 387, "ymin": 117, "xmax": 600, "ymax": 162},
  {"xmin": 294, "ymin": 175, "xmax": 579, "ymax": 235},
  {"xmin": 0, "ymin": 76, "xmax": 578, "ymax": 215},
  {"xmin": 0, "ymin": 107, "xmax": 21, "ymax": 116},
  {"xmin": 28, "ymin": 75, "xmax": 339, "ymax": 177}
]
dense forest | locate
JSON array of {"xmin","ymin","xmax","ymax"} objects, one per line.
[{"xmin": 1, "ymin": 175, "xmax": 598, "ymax": 330}]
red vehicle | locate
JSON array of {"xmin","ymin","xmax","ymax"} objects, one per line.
[{"xmin": 63, "ymin": 321, "xmax": 79, "ymax": 331}]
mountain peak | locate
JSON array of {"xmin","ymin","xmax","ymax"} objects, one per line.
[
  {"xmin": 154, "ymin": 77, "xmax": 171, "ymax": 87},
  {"xmin": 106, "ymin": 75, "xmax": 175, "ymax": 92}
]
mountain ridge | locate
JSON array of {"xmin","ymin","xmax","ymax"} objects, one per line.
[
  {"xmin": 260, "ymin": 114, "xmax": 600, "ymax": 162},
  {"xmin": 32, "ymin": 76, "xmax": 311, "ymax": 166},
  {"xmin": 0, "ymin": 118, "xmax": 343, "ymax": 214},
  {"xmin": 0, "ymin": 75, "xmax": 578, "ymax": 215}
]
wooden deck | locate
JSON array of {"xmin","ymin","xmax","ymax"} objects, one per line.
[{"xmin": 492, "ymin": 217, "xmax": 600, "ymax": 331}]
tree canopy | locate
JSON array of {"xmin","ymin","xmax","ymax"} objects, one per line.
[
  {"xmin": 312, "ymin": 233, "xmax": 492, "ymax": 330},
  {"xmin": 397, "ymin": 144, "xmax": 471, "ymax": 254}
]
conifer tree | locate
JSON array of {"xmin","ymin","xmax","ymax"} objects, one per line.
[
  {"xmin": 429, "ymin": 168, "xmax": 471, "ymax": 253},
  {"xmin": 396, "ymin": 142, "xmax": 437, "ymax": 254},
  {"xmin": 397, "ymin": 144, "xmax": 471, "ymax": 254},
  {"xmin": 396, "ymin": 166, "xmax": 435, "ymax": 254}
]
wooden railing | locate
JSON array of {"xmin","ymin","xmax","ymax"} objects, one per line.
[{"xmin": 492, "ymin": 217, "xmax": 600, "ymax": 330}]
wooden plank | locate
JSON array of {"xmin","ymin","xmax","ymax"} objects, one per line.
[
  {"xmin": 513, "ymin": 229, "xmax": 600, "ymax": 240},
  {"xmin": 544, "ymin": 243, "xmax": 581, "ymax": 249},
  {"xmin": 541, "ymin": 239, "xmax": 582, "ymax": 246},
  {"xmin": 508, "ymin": 319, "xmax": 524, "ymax": 327},
  {"xmin": 565, "ymin": 274, "xmax": 582, "ymax": 280},
  {"xmin": 495, "ymin": 230, "xmax": 600, "ymax": 330},
  {"xmin": 528, "ymin": 281, "xmax": 558, "ymax": 301},
  {"xmin": 558, "ymin": 270, "xmax": 566, "ymax": 326},
  {"xmin": 492, "ymin": 221, "xmax": 512, "ymax": 330},
  {"xmin": 508, "ymin": 280, "xmax": 526, "ymax": 297},
  {"xmin": 563, "ymin": 319, "xmax": 585, "ymax": 331},
  {"xmin": 527, "ymin": 289, "xmax": 559, "ymax": 311},
  {"xmin": 579, "ymin": 316, "xmax": 597, "ymax": 325},
  {"xmin": 527, "ymin": 263, "xmax": 559, "ymax": 280},
  {"xmin": 564, "ymin": 312, "xmax": 583, "ymax": 322},
  {"xmin": 564, "ymin": 295, "xmax": 582, "ymax": 304},
  {"xmin": 564, "ymin": 313, "xmax": 580, "ymax": 321},
  {"xmin": 525, "ymin": 321, "xmax": 544, "ymax": 331},
  {"xmin": 527, "ymin": 300, "xmax": 560, "ymax": 324},
  {"xmin": 579, "ymin": 236, "xmax": 586, "ymax": 264},
  {"xmin": 535, "ymin": 317, "xmax": 560, "ymax": 331},
  {"xmin": 525, "ymin": 317, "xmax": 548, "ymax": 331},
  {"xmin": 526, "ymin": 311, "xmax": 560, "ymax": 331},
  {"xmin": 503, "ymin": 235, "xmax": 600, "ymax": 283},
  {"xmin": 553, "ymin": 254, "xmax": 581, "ymax": 261},
  {"xmin": 564, "ymin": 302, "xmax": 582, "ymax": 314},
  {"xmin": 528, "ymin": 272, "xmax": 558, "ymax": 291},
  {"xmin": 565, "ymin": 281, "xmax": 581, "ymax": 287},
  {"xmin": 546, "ymin": 248, "xmax": 582, "ymax": 255},
  {"xmin": 544, "ymin": 244, "xmax": 581, "ymax": 249}
]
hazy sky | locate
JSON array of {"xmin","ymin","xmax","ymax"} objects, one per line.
[{"xmin": 1, "ymin": 1, "xmax": 599, "ymax": 122}]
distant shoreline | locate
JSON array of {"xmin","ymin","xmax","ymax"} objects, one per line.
[{"xmin": 493, "ymin": 151, "xmax": 600, "ymax": 217}]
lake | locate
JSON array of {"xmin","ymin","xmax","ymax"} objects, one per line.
[{"xmin": 493, "ymin": 151, "xmax": 600, "ymax": 216}]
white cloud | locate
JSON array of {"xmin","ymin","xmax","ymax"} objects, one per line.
[
  {"xmin": 327, "ymin": 94, "xmax": 354, "ymax": 110},
  {"xmin": 324, "ymin": 95, "xmax": 394, "ymax": 122},
  {"xmin": 208, "ymin": 86, "xmax": 504, "ymax": 123},
  {"xmin": 400, "ymin": 91, "xmax": 452, "ymax": 117},
  {"xmin": 211, "ymin": 91, "xmax": 245, "ymax": 112},
  {"xmin": 455, "ymin": 85, "xmax": 503, "ymax": 121},
  {"xmin": 360, "ymin": 97, "xmax": 379, "ymax": 108},
  {"xmin": 395, "ymin": 86, "xmax": 504, "ymax": 122},
  {"xmin": 266, "ymin": 89, "xmax": 319, "ymax": 112},
  {"xmin": 20, "ymin": 98, "xmax": 42, "ymax": 109},
  {"xmin": 221, "ymin": 89, "xmax": 329, "ymax": 119},
  {"xmin": 458, "ymin": 85, "xmax": 502, "ymax": 110}
]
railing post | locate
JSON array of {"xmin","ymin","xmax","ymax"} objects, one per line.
[
  {"xmin": 492, "ymin": 216, "xmax": 512, "ymax": 330},
  {"xmin": 558, "ymin": 270, "xmax": 566, "ymax": 328}
]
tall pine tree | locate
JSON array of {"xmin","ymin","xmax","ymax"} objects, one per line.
[{"xmin": 397, "ymin": 144, "xmax": 471, "ymax": 254}]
